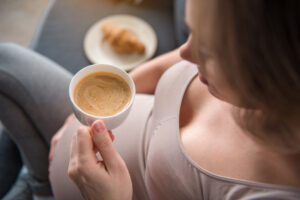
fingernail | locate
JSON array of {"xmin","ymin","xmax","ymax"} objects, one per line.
[{"xmin": 93, "ymin": 121, "xmax": 104, "ymax": 133}]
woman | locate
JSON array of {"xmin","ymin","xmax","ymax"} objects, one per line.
[
  {"xmin": 52, "ymin": 0, "xmax": 300, "ymax": 199},
  {"xmin": 1, "ymin": 0, "xmax": 299, "ymax": 199}
]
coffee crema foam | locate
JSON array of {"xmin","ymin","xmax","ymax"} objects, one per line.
[{"xmin": 74, "ymin": 72, "xmax": 131, "ymax": 116}]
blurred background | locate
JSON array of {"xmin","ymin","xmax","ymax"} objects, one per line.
[{"xmin": 0, "ymin": 0, "xmax": 49, "ymax": 47}]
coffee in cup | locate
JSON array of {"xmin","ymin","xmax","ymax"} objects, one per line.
[
  {"xmin": 73, "ymin": 71, "xmax": 132, "ymax": 117},
  {"xmin": 69, "ymin": 64, "xmax": 135, "ymax": 129}
]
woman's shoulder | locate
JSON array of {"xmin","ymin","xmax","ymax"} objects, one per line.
[
  {"xmin": 168, "ymin": 60, "xmax": 198, "ymax": 75},
  {"xmin": 156, "ymin": 60, "xmax": 199, "ymax": 94}
]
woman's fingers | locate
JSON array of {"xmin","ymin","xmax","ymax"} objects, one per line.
[
  {"xmin": 69, "ymin": 120, "xmax": 118, "ymax": 180},
  {"xmin": 68, "ymin": 121, "xmax": 133, "ymax": 200},
  {"xmin": 49, "ymin": 119, "xmax": 71, "ymax": 172},
  {"xmin": 91, "ymin": 120, "xmax": 122, "ymax": 173},
  {"xmin": 48, "ymin": 138, "xmax": 57, "ymax": 163},
  {"xmin": 108, "ymin": 130, "xmax": 115, "ymax": 142},
  {"xmin": 65, "ymin": 114, "xmax": 75, "ymax": 124},
  {"xmin": 48, "ymin": 140, "xmax": 56, "ymax": 172},
  {"xmin": 70, "ymin": 126, "xmax": 98, "ymax": 166}
]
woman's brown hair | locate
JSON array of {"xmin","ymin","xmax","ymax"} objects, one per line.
[{"xmin": 212, "ymin": 0, "xmax": 300, "ymax": 153}]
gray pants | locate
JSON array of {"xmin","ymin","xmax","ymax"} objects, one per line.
[{"xmin": 0, "ymin": 43, "xmax": 73, "ymax": 196}]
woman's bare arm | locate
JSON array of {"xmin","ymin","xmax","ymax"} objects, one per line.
[{"xmin": 129, "ymin": 48, "xmax": 182, "ymax": 94}]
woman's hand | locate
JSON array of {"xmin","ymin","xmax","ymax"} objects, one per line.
[
  {"xmin": 49, "ymin": 114, "xmax": 75, "ymax": 171},
  {"xmin": 68, "ymin": 120, "xmax": 132, "ymax": 200}
]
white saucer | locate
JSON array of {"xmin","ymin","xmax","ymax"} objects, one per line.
[{"xmin": 83, "ymin": 14, "xmax": 157, "ymax": 71}]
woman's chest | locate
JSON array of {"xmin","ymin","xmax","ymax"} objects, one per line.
[{"xmin": 178, "ymin": 77, "xmax": 258, "ymax": 178}]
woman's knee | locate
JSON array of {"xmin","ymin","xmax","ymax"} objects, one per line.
[
  {"xmin": 0, "ymin": 42, "xmax": 38, "ymax": 74},
  {"xmin": 0, "ymin": 42, "xmax": 24, "ymax": 60}
]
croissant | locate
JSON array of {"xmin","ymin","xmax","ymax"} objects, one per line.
[{"xmin": 101, "ymin": 23, "xmax": 145, "ymax": 54}]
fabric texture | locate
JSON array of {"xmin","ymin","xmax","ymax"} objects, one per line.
[
  {"xmin": 50, "ymin": 61, "xmax": 300, "ymax": 200},
  {"xmin": 0, "ymin": 43, "xmax": 73, "ymax": 196}
]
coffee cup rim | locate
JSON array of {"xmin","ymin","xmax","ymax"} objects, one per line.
[{"xmin": 69, "ymin": 64, "xmax": 136, "ymax": 120}]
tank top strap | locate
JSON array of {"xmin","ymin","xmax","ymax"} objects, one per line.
[{"xmin": 152, "ymin": 61, "xmax": 198, "ymax": 122}]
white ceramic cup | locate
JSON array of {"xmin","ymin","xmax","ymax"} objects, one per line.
[{"xmin": 69, "ymin": 64, "xmax": 136, "ymax": 130}]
